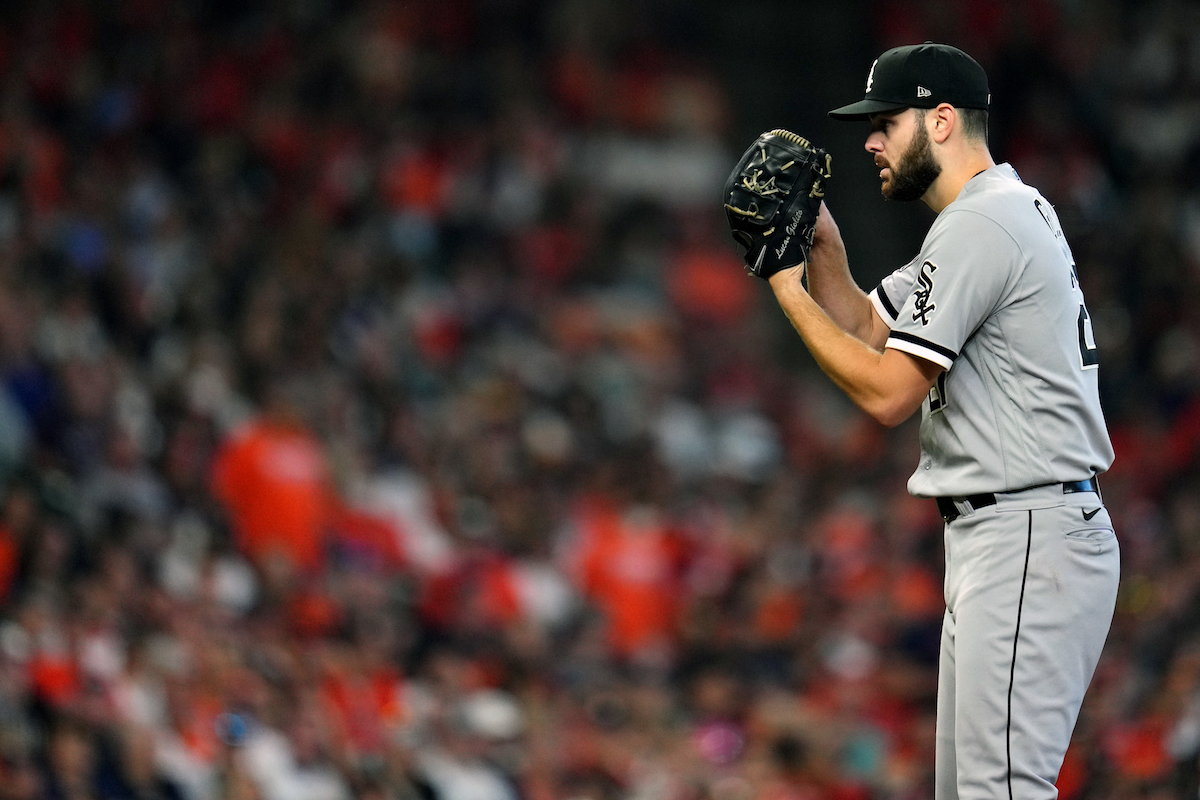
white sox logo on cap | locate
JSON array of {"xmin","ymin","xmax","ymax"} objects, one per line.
[{"xmin": 866, "ymin": 59, "xmax": 877, "ymax": 92}]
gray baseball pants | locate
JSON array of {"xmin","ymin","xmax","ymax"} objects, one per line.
[{"xmin": 934, "ymin": 483, "xmax": 1120, "ymax": 799}]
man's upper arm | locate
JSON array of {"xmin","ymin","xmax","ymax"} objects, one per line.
[
  {"xmin": 865, "ymin": 256, "xmax": 921, "ymax": 351},
  {"xmin": 872, "ymin": 346, "xmax": 944, "ymax": 426},
  {"xmin": 864, "ymin": 303, "xmax": 892, "ymax": 351}
]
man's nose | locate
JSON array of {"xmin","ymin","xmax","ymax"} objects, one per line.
[{"xmin": 864, "ymin": 134, "xmax": 883, "ymax": 154}]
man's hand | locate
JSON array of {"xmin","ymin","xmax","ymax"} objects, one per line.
[
  {"xmin": 797, "ymin": 201, "xmax": 889, "ymax": 350},
  {"xmin": 812, "ymin": 202, "xmax": 843, "ymax": 259}
]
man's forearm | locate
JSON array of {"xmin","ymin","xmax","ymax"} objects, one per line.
[
  {"xmin": 767, "ymin": 266, "xmax": 937, "ymax": 427},
  {"xmin": 805, "ymin": 206, "xmax": 884, "ymax": 347},
  {"xmin": 769, "ymin": 267, "xmax": 893, "ymax": 416}
]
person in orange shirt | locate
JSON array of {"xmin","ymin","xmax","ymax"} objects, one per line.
[
  {"xmin": 210, "ymin": 377, "xmax": 334, "ymax": 578},
  {"xmin": 569, "ymin": 494, "xmax": 685, "ymax": 661}
]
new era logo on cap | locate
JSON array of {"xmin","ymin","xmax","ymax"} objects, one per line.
[{"xmin": 829, "ymin": 43, "xmax": 990, "ymax": 120}]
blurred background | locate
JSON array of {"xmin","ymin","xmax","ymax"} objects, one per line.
[{"xmin": 0, "ymin": 0, "xmax": 1194, "ymax": 798}]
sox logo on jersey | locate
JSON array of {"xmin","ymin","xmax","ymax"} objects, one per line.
[{"xmin": 912, "ymin": 260, "xmax": 937, "ymax": 325}]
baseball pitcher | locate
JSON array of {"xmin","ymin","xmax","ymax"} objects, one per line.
[{"xmin": 722, "ymin": 43, "xmax": 1119, "ymax": 799}]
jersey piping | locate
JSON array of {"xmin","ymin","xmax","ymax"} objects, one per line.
[
  {"xmin": 1005, "ymin": 511, "xmax": 1034, "ymax": 800},
  {"xmin": 887, "ymin": 330, "xmax": 957, "ymax": 370},
  {"xmin": 873, "ymin": 285, "xmax": 900, "ymax": 321}
]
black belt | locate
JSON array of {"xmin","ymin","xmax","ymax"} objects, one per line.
[{"xmin": 936, "ymin": 477, "xmax": 1100, "ymax": 523}]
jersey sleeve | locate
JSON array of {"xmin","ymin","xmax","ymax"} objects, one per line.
[
  {"xmin": 870, "ymin": 255, "xmax": 921, "ymax": 325},
  {"xmin": 885, "ymin": 210, "xmax": 1020, "ymax": 370}
]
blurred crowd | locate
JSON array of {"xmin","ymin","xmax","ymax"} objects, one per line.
[{"xmin": 0, "ymin": 1, "xmax": 1196, "ymax": 799}]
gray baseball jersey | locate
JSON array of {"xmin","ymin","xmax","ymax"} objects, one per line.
[{"xmin": 868, "ymin": 163, "xmax": 1114, "ymax": 497}]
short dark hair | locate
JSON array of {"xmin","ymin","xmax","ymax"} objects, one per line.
[
  {"xmin": 958, "ymin": 107, "xmax": 989, "ymax": 143},
  {"xmin": 918, "ymin": 106, "xmax": 989, "ymax": 143}
]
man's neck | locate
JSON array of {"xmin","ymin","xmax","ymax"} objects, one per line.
[{"xmin": 922, "ymin": 149, "xmax": 997, "ymax": 213}]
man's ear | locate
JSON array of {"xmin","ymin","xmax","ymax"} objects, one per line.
[{"xmin": 929, "ymin": 104, "xmax": 955, "ymax": 144}]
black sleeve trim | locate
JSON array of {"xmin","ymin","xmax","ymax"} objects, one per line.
[
  {"xmin": 874, "ymin": 285, "xmax": 899, "ymax": 320},
  {"xmin": 888, "ymin": 330, "xmax": 958, "ymax": 362}
]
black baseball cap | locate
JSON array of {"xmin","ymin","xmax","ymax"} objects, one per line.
[{"xmin": 828, "ymin": 43, "xmax": 989, "ymax": 121}]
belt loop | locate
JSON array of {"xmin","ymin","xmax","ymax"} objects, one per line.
[{"xmin": 954, "ymin": 498, "xmax": 975, "ymax": 519}]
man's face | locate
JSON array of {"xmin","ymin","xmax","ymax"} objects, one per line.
[{"xmin": 865, "ymin": 109, "xmax": 942, "ymax": 202}]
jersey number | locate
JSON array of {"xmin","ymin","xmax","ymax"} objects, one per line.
[
  {"xmin": 1078, "ymin": 304, "xmax": 1099, "ymax": 369},
  {"xmin": 1036, "ymin": 199, "xmax": 1099, "ymax": 370}
]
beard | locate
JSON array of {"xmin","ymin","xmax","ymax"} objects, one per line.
[{"xmin": 882, "ymin": 120, "xmax": 942, "ymax": 202}]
